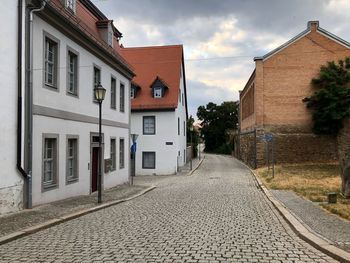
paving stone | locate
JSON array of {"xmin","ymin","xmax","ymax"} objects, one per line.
[{"xmin": 0, "ymin": 154, "xmax": 339, "ymax": 262}]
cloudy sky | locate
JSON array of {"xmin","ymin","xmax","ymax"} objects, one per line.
[{"xmin": 94, "ymin": 0, "xmax": 350, "ymax": 118}]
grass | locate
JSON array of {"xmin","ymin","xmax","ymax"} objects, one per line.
[{"xmin": 256, "ymin": 163, "xmax": 350, "ymax": 221}]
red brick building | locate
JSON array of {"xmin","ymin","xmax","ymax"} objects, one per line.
[{"xmin": 238, "ymin": 21, "xmax": 350, "ymax": 168}]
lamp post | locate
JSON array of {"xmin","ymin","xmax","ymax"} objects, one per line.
[
  {"xmin": 94, "ymin": 83, "xmax": 106, "ymax": 204},
  {"xmin": 190, "ymin": 126, "xmax": 193, "ymax": 170},
  {"xmin": 130, "ymin": 133, "xmax": 138, "ymax": 185}
]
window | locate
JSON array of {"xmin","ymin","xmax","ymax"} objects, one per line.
[
  {"xmin": 111, "ymin": 77, "xmax": 116, "ymax": 109},
  {"xmin": 143, "ymin": 116, "xmax": 155, "ymax": 135},
  {"xmin": 66, "ymin": 137, "xmax": 78, "ymax": 183},
  {"xmin": 67, "ymin": 50, "xmax": 78, "ymax": 95},
  {"xmin": 130, "ymin": 87, "xmax": 135, "ymax": 99},
  {"xmin": 107, "ymin": 25, "xmax": 113, "ymax": 47},
  {"xmin": 154, "ymin": 87, "xmax": 162, "ymax": 98},
  {"xmin": 110, "ymin": 138, "xmax": 116, "ymax": 171},
  {"xmin": 120, "ymin": 82, "xmax": 125, "ymax": 112},
  {"xmin": 119, "ymin": 138, "xmax": 125, "ymax": 169},
  {"xmin": 44, "ymin": 37, "xmax": 58, "ymax": 88},
  {"xmin": 93, "ymin": 66, "xmax": 101, "ymax": 101},
  {"xmin": 43, "ymin": 136, "xmax": 58, "ymax": 189},
  {"xmin": 142, "ymin": 152, "xmax": 155, "ymax": 169},
  {"xmin": 66, "ymin": 0, "xmax": 76, "ymax": 13},
  {"xmin": 178, "ymin": 118, "xmax": 180, "ymax": 135}
]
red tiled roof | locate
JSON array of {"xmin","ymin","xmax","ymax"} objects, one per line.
[
  {"xmin": 46, "ymin": 0, "xmax": 133, "ymax": 74},
  {"xmin": 120, "ymin": 45, "xmax": 184, "ymax": 111}
]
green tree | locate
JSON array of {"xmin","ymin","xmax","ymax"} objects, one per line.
[
  {"xmin": 197, "ymin": 101, "xmax": 238, "ymax": 154},
  {"xmin": 303, "ymin": 58, "xmax": 350, "ymax": 197},
  {"xmin": 187, "ymin": 115, "xmax": 199, "ymax": 157},
  {"xmin": 303, "ymin": 58, "xmax": 350, "ymax": 134}
]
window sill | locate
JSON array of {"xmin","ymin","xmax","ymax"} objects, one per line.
[
  {"xmin": 66, "ymin": 178, "xmax": 79, "ymax": 185},
  {"xmin": 44, "ymin": 83, "xmax": 59, "ymax": 92},
  {"xmin": 42, "ymin": 183, "xmax": 58, "ymax": 192}
]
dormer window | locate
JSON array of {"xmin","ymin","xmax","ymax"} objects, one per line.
[
  {"xmin": 107, "ymin": 24, "xmax": 113, "ymax": 47},
  {"xmin": 151, "ymin": 77, "xmax": 168, "ymax": 99},
  {"xmin": 131, "ymin": 83, "xmax": 140, "ymax": 99},
  {"xmin": 96, "ymin": 20, "xmax": 115, "ymax": 48},
  {"xmin": 154, "ymin": 87, "xmax": 162, "ymax": 98},
  {"xmin": 66, "ymin": 0, "xmax": 76, "ymax": 13}
]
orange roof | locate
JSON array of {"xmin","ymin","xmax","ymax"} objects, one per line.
[
  {"xmin": 120, "ymin": 45, "xmax": 184, "ymax": 111},
  {"xmin": 47, "ymin": 0, "xmax": 133, "ymax": 75}
]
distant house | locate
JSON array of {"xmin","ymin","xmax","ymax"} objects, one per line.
[
  {"xmin": 238, "ymin": 21, "xmax": 350, "ymax": 168},
  {"xmin": 121, "ymin": 45, "xmax": 188, "ymax": 175},
  {"xmin": 0, "ymin": 0, "xmax": 134, "ymax": 214}
]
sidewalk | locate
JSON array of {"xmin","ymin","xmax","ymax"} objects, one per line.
[
  {"xmin": 0, "ymin": 155, "xmax": 205, "ymax": 245},
  {"xmin": 0, "ymin": 184, "xmax": 152, "ymax": 243},
  {"xmin": 272, "ymin": 190, "xmax": 350, "ymax": 252}
]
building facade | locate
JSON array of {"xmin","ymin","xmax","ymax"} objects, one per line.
[
  {"xmin": 238, "ymin": 21, "xmax": 350, "ymax": 168},
  {"xmin": 121, "ymin": 45, "xmax": 188, "ymax": 175},
  {"xmin": 0, "ymin": 0, "xmax": 134, "ymax": 214}
]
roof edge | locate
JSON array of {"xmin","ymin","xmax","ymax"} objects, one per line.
[{"xmin": 255, "ymin": 21, "xmax": 350, "ymax": 62}]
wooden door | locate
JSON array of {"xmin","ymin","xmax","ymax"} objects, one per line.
[{"xmin": 91, "ymin": 147, "xmax": 99, "ymax": 193}]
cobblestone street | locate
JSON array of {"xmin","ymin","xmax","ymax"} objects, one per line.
[{"xmin": 0, "ymin": 155, "xmax": 338, "ymax": 262}]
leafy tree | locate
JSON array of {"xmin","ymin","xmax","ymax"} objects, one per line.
[
  {"xmin": 197, "ymin": 101, "xmax": 238, "ymax": 154},
  {"xmin": 186, "ymin": 116, "xmax": 199, "ymax": 157},
  {"xmin": 303, "ymin": 58, "xmax": 350, "ymax": 134}
]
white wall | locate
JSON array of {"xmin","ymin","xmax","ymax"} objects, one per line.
[
  {"xmin": 32, "ymin": 116, "xmax": 129, "ymax": 205},
  {"xmin": 131, "ymin": 111, "xmax": 178, "ymax": 175},
  {"xmin": 130, "ymin": 63, "xmax": 188, "ymax": 175},
  {"xmin": 175, "ymin": 63, "xmax": 188, "ymax": 167},
  {"xmin": 0, "ymin": 1, "xmax": 24, "ymax": 214},
  {"xmin": 30, "ymin": 15, "xmax": 130, "ymax": 205}
]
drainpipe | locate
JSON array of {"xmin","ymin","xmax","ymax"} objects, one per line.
[
  {"xmin": 23, "ymin": 0, "xmax": 47, "ymax": 209},
  {"xmin": 17, "ymin": 0, "xmax": 30, "ymax": 208}
]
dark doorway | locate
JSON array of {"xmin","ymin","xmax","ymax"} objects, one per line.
[{"xmin": 91, "ymin": 147, "xmax": 99, "ymax": 193}]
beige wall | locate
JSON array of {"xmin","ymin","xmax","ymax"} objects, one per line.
[{"xmin": 262, "ymin": 28, "xmax": 350, "ymax": 130}]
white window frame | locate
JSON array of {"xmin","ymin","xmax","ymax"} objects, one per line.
[
  {"xmin": 142, "ymin": 152, "xmax": 156, "ymax": 169},
  {"xmin": 154, "ymin": 87, "xmax": 162, "ymax": 98},
  {"xmin": 67, "ymin": 48, "xmax": 78, "ymax": 96},
  {"xmin": 111, "ymin": 76, "xmax": 116, "ymax": 109},
  {"xmin": 120, "ymin": 82, "xmax": 125, "ymax": 112},
  {"xmin": 66, "ymin": 0, "xmax": 76, "ymax": 13},
  {"xmin": 143, "ymin": 116, "xmax": 156, "ymax": 135},
  {"xmin": 93, "ymin": 65, "xmax": 101, "ymax": 102},
  {"xmin": 110, "ymin": 138, "xmax": 116, "ymax": 171},
  {"xmin": 119, "ymin": 138, "xmax": 125, "ymax": 169},
  {"xmin": 44, "ymin": 35, "xmax": 59, "ymax": 89},
  {"xmin": 66, "ymin": 136, "xmax": 79, "ymax": 184},
  {"xmin": 42, "ymin": 134, "xmax": 59, "ymax": 190}
]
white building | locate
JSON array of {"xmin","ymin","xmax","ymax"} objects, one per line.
[
  {"xmin": 0, "ymin": 0, "xmax": 134, "ymax": 214},
  {"xmin": 121, "ymin": 45, "xmax": 188, "ymax": 175}
]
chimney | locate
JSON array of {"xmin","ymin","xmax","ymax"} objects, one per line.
[{"xmin": 308, "ymin": 21, "xmax": 319, "ymax": 32}]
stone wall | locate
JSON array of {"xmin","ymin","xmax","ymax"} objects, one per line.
[
  {"xmin": 239, "ymin": 126, "xmax": 338, "ymax": 168},
  {"xmin": 338, "ymin": 119, "xmax": 350, "ymax": 162}
]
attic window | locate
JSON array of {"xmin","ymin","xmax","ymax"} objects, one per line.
[
  {"xmin": 66, "ymin": 0, "xmax": 76, "ymax": 13},
  {"xmin": 131, "ymin": 83, "xmax": 139, "ymax": 99},
  {"xmin": 151, "ymin": 77, "xmax": 168, "ymax": 98},
  {"xmin": 107, "ymin": 24, "xmax": 113, "ymax": 47},
  {"xmin": 154, "ymin": 87, "xmax": 162, "ymax": 98}
]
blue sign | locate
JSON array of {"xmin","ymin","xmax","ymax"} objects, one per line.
[
  {"xmin": 131, "ymin": 143, "xmax": 137, "ymax": 153},
  {"xmin": 264, "ymin": 133, "xmax": 273, "ymax": 142}
]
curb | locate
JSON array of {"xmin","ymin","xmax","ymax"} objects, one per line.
[
  {"xmin": 239, "ymin": 160, "xmax": 350, "ymax": 263},
  {"xmin": 0, "ymin": 185, "xmax": 156, "ymax": 246},
  {"xmin": 188, "ymin": 155, "xmax": 205, "ymax": 176}
]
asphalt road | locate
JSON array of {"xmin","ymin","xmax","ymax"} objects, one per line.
[{"xmin": 0, "ymin": 154, "xmax": 338, "ymax": 262}]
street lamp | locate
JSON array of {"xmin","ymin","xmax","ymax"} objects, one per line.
[
  {"xmin": 190, "ymin": 126, "xmax": 193, "ymax": 170},
  {"xmin": 94, "ymin": 83, "xmax": 106, "ymax": 204}
]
